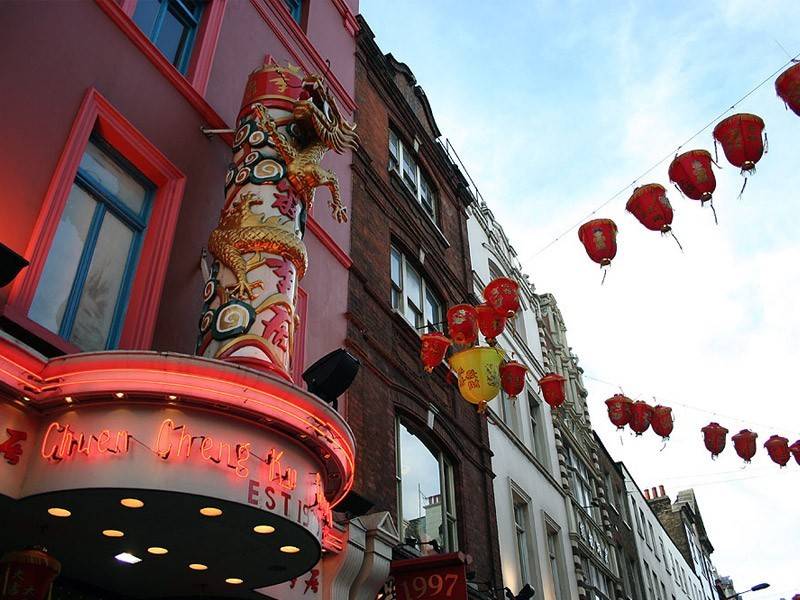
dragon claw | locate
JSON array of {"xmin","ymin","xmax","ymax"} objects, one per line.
[{"xmin": 227, "ymin": 279, "xmax": 264, "ymax": 301}]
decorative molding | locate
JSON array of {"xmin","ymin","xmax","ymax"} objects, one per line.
[
  {"xmin": 250, "ymin": 0, "xmax": 357, "ymax": 114},
  {"xmin": 94, "ymin": 0, "xmax": 233, "ymax": 144},
  {"xmin": 329, "ymin": 0, "xmax": 359, "ymax": 37},
  {"xmin": 187, "ymin": 0, "xmax": 229, "ymax": 96}
]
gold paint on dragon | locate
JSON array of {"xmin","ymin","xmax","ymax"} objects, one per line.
[
  {"xmin": 209, "ymin": 74, "xmax": 358, "ymax": 302},
  {"xmin": 253, "ymin": 74, "xmax": 359, "ymax": 223}
]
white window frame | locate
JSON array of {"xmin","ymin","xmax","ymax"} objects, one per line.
[
  {"xmin": 545, "ymin": 517, "xmax": 567, "ymax": 600},
  {"xmin": 390, "ymin": 245, "xmax": 443, "ymax": 332},
  {"xmin": 512, "ymin": 495, "xmax": 533, "ymax": 586},
  {"xmin": 389, "ymin": 129, "xmax": 437, "ymax": 220}
]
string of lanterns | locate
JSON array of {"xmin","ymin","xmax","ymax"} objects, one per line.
[{"xmin": 576, "ymin": 61, "xmax": 799, "ymax": 273}]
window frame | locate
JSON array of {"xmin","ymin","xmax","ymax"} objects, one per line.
[
  {"xmin": 5, "ymin": 88, "xmax": 185, "ymax": 354},
  {"xmin": 132, "ymin": 0, "xmax": 204, "ymax": 74},
  {"xmin": 395, "ymin": 418, "xmax": 458, "ymax": 552},
  {"xmin": 29, "ymin": 136, "xmax": 154, "ymax": 350},
  {"xmin": 390, "ymin": 245, "xmax": 443, "ymax": 333},
  {"xmin": 545, "ymin": 519, "xmax": 567, "ymax": 600},
  {"xmin": 512, "ymin": 494, "xmax": 533, "ymax": 587},
  {"xmin": 388, "ymin": 129, "xmax": 438, "ymax": 222}
]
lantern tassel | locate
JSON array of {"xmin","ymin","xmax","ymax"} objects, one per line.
[
  {"xmin": 669, "ymin": 231, "xmax": 684, "ymax": 253},
  {"xmin": 671, "ymin": 183, "xmax": 685, "ymax": 198},
  {"xmin": 709, "ymin": 200, "xmax": 719, "ymax": 225},
  {"xmin": 601, "ymin": 267, "xmax": 608, "ymax": 286},
  {"xmin": 713, "ymin": 139, "xmax": 719, "ymax": 164},
  {"xmin": 738, "ymin": 176, "xmax": 748, "ymax": 199},
  {"xmin": 659, "ymin": 440, "xmax": 667, "ymax": 452},
  {"xmin": 764, "ymin": 132, "xmax": 769, "ymax": 154}
]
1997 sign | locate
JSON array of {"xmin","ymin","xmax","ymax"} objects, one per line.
[{"xmin": 391, "ymin": 554, "xmax": 468, "ymax": 600}]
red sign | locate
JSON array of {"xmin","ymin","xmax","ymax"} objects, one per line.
[
  {"xmin": 391, "ymin": 553, "xmax": 469, "ymax": 600},
  {"xmin": 0, "ymin": 428, "xmax": 27, "ymax": 465}
]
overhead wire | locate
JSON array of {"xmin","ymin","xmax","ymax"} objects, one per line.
[
  {"xmin": 524, "ymin": 50, "xmax": 800, "ymax": 262},
  {"xmin": 582, "ymin": 373, "xmax": 794, "ymax": 432}
]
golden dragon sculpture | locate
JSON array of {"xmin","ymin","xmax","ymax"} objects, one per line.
[{"xmin": 253, "ymin": 74, "xmax": 359, "ymax": 223}]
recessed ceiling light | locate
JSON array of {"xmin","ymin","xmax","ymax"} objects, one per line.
[
  {"xmin": 22, "ymin": 396, "xmax": 31, "ymax": 402},
  {"xmin": 189, "ymin": 563, "xmax": 208, "ymax": 571},
  {"xmin": 147, "ymin": 547, "xmax": 168, "ymax": 555},
  {"xmin": 280, "ymin": 545, "xmax": 300, "ymax": 554},
  {"xmin": 102, "ymin": 529, "xmax": 124, "ymax": 538},
  {"xmin": 115, "ymin": 392, "xmax": 125, "ymax": 398},
  {"xmin": 65, "ymin": 396, "xmax": 73, "ymax": 404},
  {"xmin": 115, "ymin": 552, "xmax": 141, "ymax": 564},
  {"xmin": 225, "ymin": 578, "xmax": 243, "ymax": 585},
  {"xmin": 120, "ymin": 498, "xmax": 144, "ymax": 508},
  {"xmin": 253, "ymin": 525, "xmax": 275, "ymax": 534},
  {"xmin": 199, "ymin": 507, "xmax": 222, "ymax": 517},
  {"xmin": 48, "ymin": 507, "xmax": 71, "ymax": 517},
  {"xmin": 168, "ymin": 395, "xmax": 177, "ymax": 400}
]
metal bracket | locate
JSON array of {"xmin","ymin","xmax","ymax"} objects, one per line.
[{"xmin": 200, "ymin": 126, "xmax": 235, "ymax": 139}]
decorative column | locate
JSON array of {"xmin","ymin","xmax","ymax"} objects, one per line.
[{"xmin": 197, "ymin": 62, "xmax": 358, "ymax": 381}]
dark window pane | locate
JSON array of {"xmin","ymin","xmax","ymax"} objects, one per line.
[
  {"xmin": 283, "ymin": 0, "xmax": 302, "ymax": 23},
  {"xmin": 80, "ymin": 141, "xmax": 147, "ymax": 215},
  {"xmin": 133, "ymin": 0, "xmax": 161, "ymax": 36},
  {"xmin": 155, "ymin": 8, "xmax": 189, "ymax": 67}
]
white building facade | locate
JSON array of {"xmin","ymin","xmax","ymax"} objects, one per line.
[
  {"xmin": 466, "ymin": 201, "xmax": 578, "ymax": 600},
  {"xmin": 622, "ymin": 467, "xmax": 714, "ymax": 600}
]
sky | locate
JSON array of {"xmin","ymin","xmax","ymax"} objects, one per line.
[{"xmin": 359, "ymin": 1, "xmax": 800, "ymax": 597}]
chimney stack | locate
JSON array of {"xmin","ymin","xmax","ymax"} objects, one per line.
[
  {"xmin": 659, "ymin": 484, "xmax": 666, "ymax": 497},
  {"xmin": 644, "ymin": 489, "xmax": 651, "ymax": 500},
  {"xmin": 651, "ymin": 487, "xmax": 658, "ymax": 499}
]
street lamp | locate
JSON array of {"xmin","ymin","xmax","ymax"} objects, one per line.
[{"xmin": 724, "ymin": 583, "xmax": 770, "ymax": 599}]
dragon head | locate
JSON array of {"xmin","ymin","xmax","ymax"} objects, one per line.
[{"xmin": 293, "ymin": 74, "xmax": 359, "ymax": 154}]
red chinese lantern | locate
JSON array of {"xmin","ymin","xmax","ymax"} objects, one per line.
[
  {"xmin": 499, "ymin": 361, "xmax": 527, "ymax": 399},
  {"xmin": 764, "ymin": 435, "xmax": 791, "ymax": 467},
  {"xmin": 420, "ymin": 332, "xmax": 451, "ymax": 373},
  {"xmin": 776, "ymin": 62, "xmax": 800, "ymax": 117},
  {"xmin": 651, "ymin": 405, "xmax": 674, "ymax": 439},
  {"xmin": 668, "ymin": 150, "xmax": 718, "ymax": 224},
  {"xmin": 475, "ymin": 303, "xmax": 506, "ymax": 345},
  {"xmin": 629, "ymin": 401, "xmax": 653, "ymax": 436},
  {"xmin": 731, "ymin": 429, "xmax": 758, "ymax": 463},
  {"xmin": 538, "ymin": 373, "xmax": 566, "ymax": 409},
  {"xmin": 447, "ymin": 304, "xmax": 478, "ymax": 346},
  {"xmin": 790, "ymin": 440, "xmax": 800, "ymax": 466},
  {"xmin": 605, "ymin": 394, "xmax": 632, "ymax": 429},
  {"xmin": 0, "ymin": 548, "xmax": 61, "ymax": 600},
  {"xmin": 626, "ymin": 184, "xmax": 674, "ymax": 233},
  {"xmin": 713, "ymin": 113, "xmax": 766, "ymax": 174},
  {"xmin": 701, "ymin": 422, "xmax": 728, "ymax": 458},
  {"xmin": 578, "ymin": 219, "xmax": 618, "ymax": 267},
  {"xmin": 483, "ymin": 277, "xmax": 520, "ymax": 318}
]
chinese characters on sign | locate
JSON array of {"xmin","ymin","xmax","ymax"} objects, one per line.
[{"xmin": 0, "ymin": 428, "xmax": 27, "ymax": 465}]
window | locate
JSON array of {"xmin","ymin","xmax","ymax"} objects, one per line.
[
  {"xmin": 498, "ymin": 387, "xmax": 521, "ymax": 434},
  {"xmin": 512, "ymin": 497, "xmax": 532, "ymax": 585},
  {"xmin": 647, "ymin": 522, "xmax": 655, "ymax": 550},
  {"xmin": 133, "ymin": 0, "xmax": 204, "ymax": 73},
  {"xmin": 565, "ymin": 445, "xmax": 599, "ymax": 521},
  {"xmin": 528, "ymin": 392, "xmax": 543, "ymax": 459},
  {"xmin": 660, "ymin": 581, "xmax": 667, "ymax": 600},
  {"xmin": 391, "ymin": 246, "xmax": 443, "ymax": 331},
  {"xmin": 388, "ymin": 129, "xmax": 437, "ymax": 220},
  {"xmin": 282, "ymin": 0, "xmax": 303, "ymax": 23},
  {"xmin": 547, "ymin": 527, "xmax": 565, "ymax": 600},
  {"xmin": 29, "ymin": 138, "xmax": 153, "ymax": 351},
  {"xmin": 396, "ymin": 420, "xmax": 457, "ymax": 552},
  {"xmin": 661, "ymin": 540, "xmax": 669, "ymax": 571},
  {"xmin": 644, "ymin": 564, "xmax": 654, "ymax": 600},
  {"xmin": 628, "ymin": 558, "xmax": 642, "ymax": 600},
  {"xmin": 638, "ymin": 508, "xmax": 646, "ymax": 538}
]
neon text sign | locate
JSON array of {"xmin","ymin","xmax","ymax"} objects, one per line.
[{"xmin": 40, "ymin": 422, "xmax": 130, "ymax": 462}]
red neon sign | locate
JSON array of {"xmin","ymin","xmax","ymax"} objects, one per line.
[
  {"xmin": 391, "ymin": 553, "xmax": 469, "ymax": 600},
  {"xmin": 40, "ymin": 422, "xmax": 129, "ymax": 462}
]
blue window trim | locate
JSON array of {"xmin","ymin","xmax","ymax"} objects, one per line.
[
  {"xmin": 283, "ymin": 0, "xmax": 303, "ymax": 24},
  {"xmin": 58, "ymin": 136, "xmax": 154, "ymax": 350},
  {"xmin": 136, "ymin": 0, "xmax": 204, "ymax": 74}
]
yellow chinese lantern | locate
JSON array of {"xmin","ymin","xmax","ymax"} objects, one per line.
[{"xmin": 448, "ymin": 347, "xmax": 504, "ymax": 412}]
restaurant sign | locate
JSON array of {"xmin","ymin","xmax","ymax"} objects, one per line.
[{"xmin": 390, "ymin": 552, "xmax": 469, "ymax": 600}]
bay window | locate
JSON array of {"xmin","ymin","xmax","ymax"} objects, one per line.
[
  {"xmin": 390, "ymin": 246, "xmax": 443, "ymax": 332},
  {"xmin": 389, "ymin": 129, "xmax": 437, "ymax": 220},
  {"xmin": 396, "ymin": 420, "xmax": 457, "ymax": 552}
]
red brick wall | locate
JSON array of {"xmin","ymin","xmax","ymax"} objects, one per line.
[{"xmin": 343, "ymin": 19, "xmax": 502, "ymax": 590}]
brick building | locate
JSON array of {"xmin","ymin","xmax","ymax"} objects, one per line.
[{"xmin": 346, "ymin": 15, "xmax": 502, "ymax": 597}]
